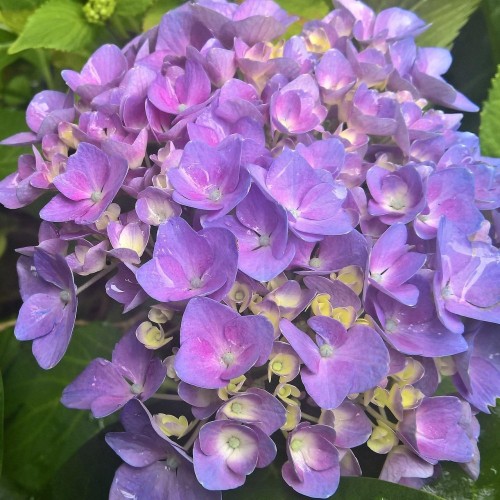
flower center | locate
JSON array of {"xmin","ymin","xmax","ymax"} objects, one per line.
[
  {"xmin": 309, "ymin": 257, "xmax": 321, "ymax": 268},
  {"xmin": 234, "ymin": 291, "xmax": 245, "ymax": 301},
  {"xmin": 259, "ymin": 234, "xmax": 271, "ymax": 247},
  {"xmin": 290, "ymin": 438, "xmax": 303, "ymax": 452},
  {"xmin": 442, "ymin": 285, "xmax": 453, "ymax": 299},
  {"xmin": 130, "ymin": 383, "xmax": 143, "ymax": 395},
  {"xmin": 90, "ymin": 191, "xmax": 103, "ymax": 203},
  {"xmin": 319, "ymin": 343, "xmax": 334, "ymax": 358},
  {"xmin": 289, "ymin": 208, "xmax": 300, "ymax": 219},
  {"xmin": 59, "ymin": 290, "xmax": 71, "ymax": 304},
  {"xmin": 166, "ymin": 456, "xmax": 179, "ymax": 470},
  {"xmin": 230, "ymin": 402, "xmax": 243, "ymax": 414},
  {"xmin": 227, "ymin": 436, "xmax": 241, "ymax": 449},
  {"xmin": 272, "ymin": 361, "xmax": 283, "ymax": 372},
  {"xmin": 208, "ymin": 186, "xmax": 222, "ymax": 202},
  {"xmin": 190, "ymin": 277, "xmax": 203, "ymax": 289},
  {"xmin": 178, "ymin": 103, "xmax": 187, "ymax": 113},
  {"xmin": 222, "ymin": 352, "xmax": 235, "ymax": 366},
  {"xmin": 388, "ymin": 196, "xmax": 406, "ymax": 210},
  {"xmin": 385, "ymin": 318, "xmax": 398, "ymax": 333}
]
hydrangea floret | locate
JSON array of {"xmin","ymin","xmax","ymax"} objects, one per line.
[{"xmin": 2, "ymin": 0, "xmax": 500, "ymax": 498}]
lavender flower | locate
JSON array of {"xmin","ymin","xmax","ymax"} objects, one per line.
[
  {"xmin": 61, "ymin": 327, "xmax": 166, "ymax": 417},
  {"xmin": 15, "ymin": 248, "xmax": 77, "ymax": 369},
  {"xmin": 174, "ymin": 297, "xmax": 274, "ymax": 388},
  {"xmin": 40, "ymin": 143, "xmax": 128, "ymax": 225}
]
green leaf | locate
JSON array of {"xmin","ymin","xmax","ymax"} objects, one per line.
[
  {"xmin": 3, "ymin": 322, "xmax": 122, "ymax": 492},
  {"xmin": 8, "ymin": 0, "xmax": 98, "ymax": 54},
  {"xmin": 365, "ymin": 0, "xmax": 481, "ymax": 49},
  {"xmin": 0, "ymin": 371, "xmax": 4, "ymax": 476},
  {"xmin": 480, "ymin": 65, "xmax": 500, "ymax": 157},
  {"xmin": 225, "ymin": 464, "xmax": 444, "ymax": 499},
  {"xmin": 115, "ymin": 0, "xmax": 156, "ymax": 17},
  {"xmin": 276, "ymin": 0, "xmax": 331, "ymax": 37},
  {"xmin": 142, "ymin": 0, "xmax": 183, "ymax": 31},
  {"xmin": 42, "ymin": 423, "xmax": 122, "ymax": 500},
  {"xmin": 0, "ymin": 109, "xmax": 31, "ymax": 179}
]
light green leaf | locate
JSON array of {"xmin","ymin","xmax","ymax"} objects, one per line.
[
  {"xmin": 8, "ymin": 0, "xmax": 98, "ymax": 54},
  {"xmin": 277, "ymin": 0, "xmax": 331, "ymax": 37},
  {"xmin": 142, "ymin": 0, "xmax": 183, "ymax": 31},
  {"xmin": 0, "ymin": 109, "xmax": 30, "ymax": 179},
  {"xmin": 480, "ymin": 65, "xmax": 500, "ymax": 157},
  {"xmin": 115, "ymin": 0, "xmax": 157, "ymax": 17},
  {"xmin": 365, "ymin": 0, "xmax": 481, "ymax": 49},
  {"xmin": 3, "ymin": 322, "xmax": 122, "ymax": 492}
]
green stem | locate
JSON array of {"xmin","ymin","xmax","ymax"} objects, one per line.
[
  {"xmin": 183, "ymin": 420, "xmax": 205, "ymax": 451},
  {"xmin": 76, "ymin": 262, "xmax": 117, "ymax": 295},
  {"xmin": 152, "ymin": 394, "xmax": 183, "ymax": 401},
  {"xmin": 364, "ymin": 405, "xmax": 397, "ymax": 430},
  {"xmin": 301, "ymin": 412, "xmax": 319, "ymax": 423},
  {"xmin": 36, "ymin": 50, "xmax": 54, "ymax": 90}
]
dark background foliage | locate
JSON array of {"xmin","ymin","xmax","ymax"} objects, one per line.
[{"xmin": 0, "ymin": 0, "xmax": 499, "ymax": 498}]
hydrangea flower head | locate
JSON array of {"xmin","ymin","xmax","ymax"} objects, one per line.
[{"xmin": 1, "ymin": 0, "xmax": 499, "ymax": 497}]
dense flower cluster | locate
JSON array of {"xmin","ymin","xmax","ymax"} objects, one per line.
[{"xmin": 2, "ymin": 0, "xmax": 500, "ymax": 498}]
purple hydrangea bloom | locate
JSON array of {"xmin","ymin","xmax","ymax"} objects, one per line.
[
  {"xmin": 248, "ymin": 149, "xmax": 355, "ymax": 241},
  {"xmin": 435, "ymin": 218, "xmax": 500, "ymax": 327},
  {"xmin": 293, "ymin": 229, "xmax": 368, "ymax": 274},
  {"xmin": 174, "ymin": 297, "xmax": 274, "ymax": 388},
  {"xmin": 368, "ymin": 271, "xmax": 468, "ymax": 357},
  {"xmin": 206, "ymin": 185, "xmax": 295, "ymax": 281},
  {"xmin": 368, "ymin": 223, "xmax": 426, "ymax": 306},
  {"xmin": 280, "ymin": 316, "xmax": 389, "ymax": 409},
  {"xmin": 270, "ymin": 74, "xmax": 327, "ymax": 134},
  {"xmin": 380, "ymin": 446, "xmax": 435, "ymax": 489},
  {"xmin": 61, "ymin": 326, "xmax": 166, "ymax": 417},
  {"xmin": 193, "ymin": 420, "xmax": 276, "ymax": 490},
  {"xmin": 15, "ymin": 248, "xmax": 77, "ymax": 369},
  {"xmin": 178, "ymin": 381, "xmax": 222, "ymax": 419},
  {"xmin": 40, "ymin": 143, "xmax": 128, "ymax": 225},
  {"xmin": 414, "ymin": 167, "xmax": 483, "ymax": 240},
  {"xmin": 107, "ymin": 399, "xmax": 221, "ymax": 500},
  {"xmin": 453, "ymin": 321, "xmax": 500, "ymax": 413},
  {"xmin": 1, "ymin": 90, "xmax": 74, "ymax": 146},
  {"xmin": 216, "ymin": 387, "xmax": 286, "ymax": 434},
  {"xmin": 397, "ymin": 396, "xmax": 474, "ymax": 464},
  {"xmin": 168, "ymin": 134, "xmax": 251, "ymax": 219},
  {"xmin": 282, "ymin": 423, "xmax": 340, "ymax": 498},
  {"xmin": 320, "ymin": 400, "xmax": 372, "ymax": 449},
  {"xmin": 106, "ymin": 264, "xmax": 148, "ymax": 313},
  {"xmin": 137, "ymin": 216, "xmax": 238, "ymax": 302},
  {"xmin": 62, "ymin": 44, "xmax": 128, "ymax": 102},
  {"xmin": 1, "ymin": 0, "xmax": 499, "ymax": 496},
  {"xmin": 366, "ymin": 164, "xmax": 426, "ymax": 225}
]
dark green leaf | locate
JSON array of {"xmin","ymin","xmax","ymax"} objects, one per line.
[
  {"xmin": 482, "ymin": 0, "xmax": 500, "ymax": 66},
  {"xmin": 3, "ymin": 322, "xmax": 122, "ymax": 492},
  {"xmin": 225, "ymin": 464, "xmax": 444, "ymax": 499},
  {"xmin": 365, "ymin": 0, "xmax": 481, "ymax": 49},
  {"xmin": 480, "ymin": 65, "xmax": 500, "ymax": 157},
  {"xmin": 8, "ymin": 0, "xmax": 99, "ymax": 54},
  {"xmin": 0, "ymin": 371, "xmax": 4, "ymax": 476},
  {"xmin": 41, "ymin": 423, "xmax": 122, "ymax": 500},
  {"xmin": 0, "ymin": 109, "xmax": 30, "ymax": 179},
  {"xmin": 142, "ymin": 0, "xmax": 183, "ymax": 31}
]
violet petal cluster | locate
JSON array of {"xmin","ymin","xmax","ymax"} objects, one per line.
[{"xmin": 2, "ymin": 0, "xmax": 500, "ymax": 498}]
